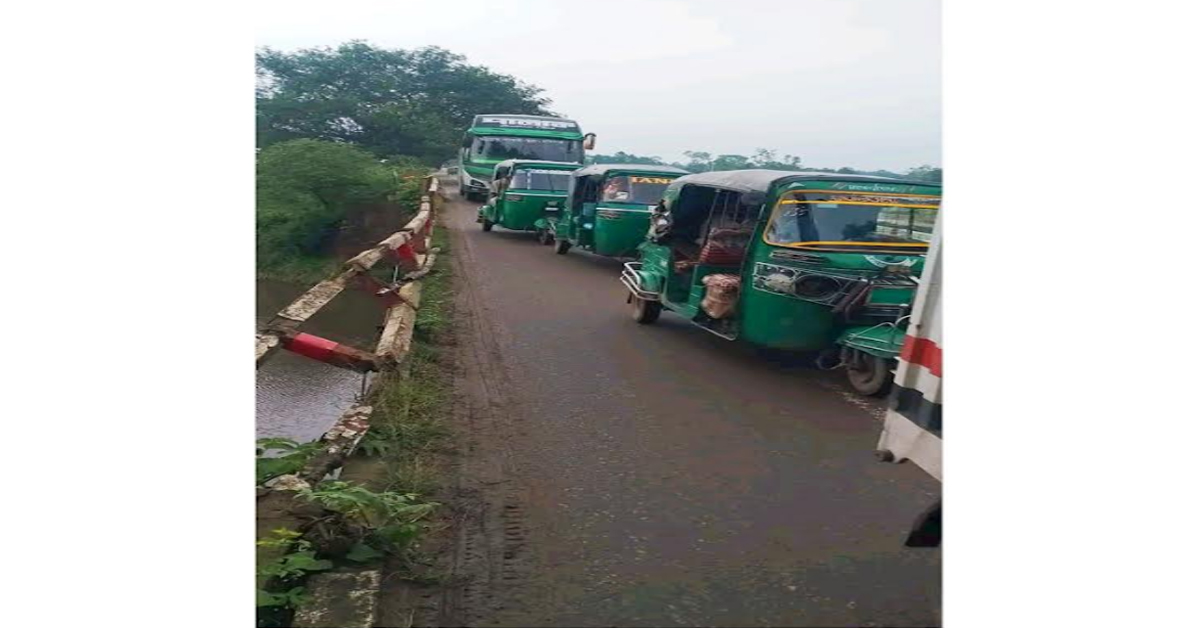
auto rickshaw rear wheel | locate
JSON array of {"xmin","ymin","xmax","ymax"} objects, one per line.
[
  {"xmin": 845, "ymin": 350, "xmax": 892, "ymax": 397},
  {"xmin": 554, "ymin": 238, "xmax": 571, "ymax": 254},
  {"xmin": 631, "ymin": 296, "xmax": 662, "ymax": 324}
]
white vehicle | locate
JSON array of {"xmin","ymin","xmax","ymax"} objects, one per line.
[{"xmin": 876, "ymin": 210, "xmax": 942, "ymax": 547}]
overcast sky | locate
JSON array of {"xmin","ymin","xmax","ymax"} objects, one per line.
[{"xmin": 256, "ymin": 0, "xmax": 940, "ymax": 172}]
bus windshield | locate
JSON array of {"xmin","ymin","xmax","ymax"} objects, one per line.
[
  {"xmin": 601, "ymin": 175, "xmax": 676, "ymax": 205},
  {"xmin": 511, "ymin": 169, "xmax": 570, "ymax": 192},
  {"xmin": 765, "ymin": 191, "xmax": 939, "ymax": 248},
  {"xmin": 471, "ymin": 136, "xmax": 582, "ymax": 163}
]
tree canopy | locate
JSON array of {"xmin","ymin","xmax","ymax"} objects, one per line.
[{"xmin": 256, "ymin": 42, "xmax": 553, "ymax": 164}]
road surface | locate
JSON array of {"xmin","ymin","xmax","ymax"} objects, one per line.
[{"xmin": 435, "ymin": 185, "xmax": 941, "ymax": 627}]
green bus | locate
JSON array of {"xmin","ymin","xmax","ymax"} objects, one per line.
[{"xmin": 457, "ymin": 114, "xmax": 595, "ymax": 201}]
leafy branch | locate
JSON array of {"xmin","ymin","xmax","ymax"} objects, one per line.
[{"xmin": 256, "ymin": 438, "xmax": 322, "ymax": 485}]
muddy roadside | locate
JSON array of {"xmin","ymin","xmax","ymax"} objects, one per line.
[{"xmin": 364, "ymin": 191, "xmax": 537, "ymax": 627}]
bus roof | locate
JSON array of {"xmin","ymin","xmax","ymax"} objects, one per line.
[
  {"xmin": 573, "ymin": 164, "xmax": 690, "ymax": 178},
  {"xmin": 469, "ymin": 114, "xmax": 583, "ymax": 139}
]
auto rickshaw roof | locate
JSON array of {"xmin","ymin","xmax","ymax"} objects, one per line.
[
  {"xmin": 572, "ymin": 163, "xmax": 690, "ymax": 178},
  {"xmin": 667, "ymin": 169, "xmax": 938, "ymax": 195}
]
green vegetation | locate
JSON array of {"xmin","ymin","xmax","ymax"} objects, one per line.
[
  {"xmin": 256, "ymin": 529, "xmax": 332, "ymax": 609},
  {"xmin": 359, "ymin": 228, "xmax": 455, "ymax": 497},
  {"xmin": 255, "ymin": 41, "xmax": 545, "ymax": 279},
  {"xmin": 256, "ymin": 139, "xmax": 428, "ymax": 281},
  {"xmin": 256, "ymin": 438, "xmax": 322, "ymax": 485},
  {"xmin": 587, "ymin": 149, "xmax": 942, "ymax": 183},
  {"xmin": 300, "ymin": 482, "xmax": 438, "ymax": 558},
  {"xmin": 257, "ymin": 139, "xmax": 395, "ymax": 279},
  {"xmin": 257, "ymin": 42, "xmax": 552, "ymax": 164}
]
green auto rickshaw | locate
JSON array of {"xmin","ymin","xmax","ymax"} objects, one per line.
[
  {"xmin": 477, "ymin": 160, "xmax": 577, "ymax": 236},
  {"xmin": 551, "ymin": 164, "xmax": 689, "ymax": 257},
  {"xmin": 620, "ymin": 170, "xmax": 941, "ymax": 396}
]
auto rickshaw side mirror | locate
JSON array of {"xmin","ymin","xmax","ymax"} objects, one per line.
[{"xmin": 582, "ymin": 133, "xmax": 596, "ymax": 150}]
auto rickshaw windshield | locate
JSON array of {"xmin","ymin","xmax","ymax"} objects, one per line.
[
  {"xmin": 601, "ymin": 175, "xmax": 675, "ymax": 204},
  {"xmin": 511, "ymin": 169, "xmax": 571, "ymax": 192},
  {"xmin": 765, "ymin": 191, "xmax": 939, "ymax": 248}
]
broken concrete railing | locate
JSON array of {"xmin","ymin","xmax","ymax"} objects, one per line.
[
  {"xmin": 256, "ymin": 175, "xmax": 442, "ymax": 370},
  {"xmin": 256, "ymin": 173, "xmax": 444, "ymax": 492},
  {"xmin": 256, "ymin": 175, "xmax": 446, "ymax": 625}
]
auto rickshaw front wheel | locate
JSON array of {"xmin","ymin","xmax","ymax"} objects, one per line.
[
  {"xmin": 631, "ymin": 295, "xmax": 662, "ymax": 324},
  {"xmin": 537, "ymin": 229, "xmax": 554, "ymax": 245},
  {"xmin": 481, "ymin": 218, "xmax": 494, "ymax": 232},
  {"xmin": 845, "ymin": 350, "xmax": 893, "ymax": 397},
  {"xmin": 554, "ymin": 238, "xmax": 571, "ymax": 254}
]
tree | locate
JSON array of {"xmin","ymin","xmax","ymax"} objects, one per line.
[
  {"xmin": 586, "ymin": 151, "xmax": 666, "ymax": 165},
  {"xmin": 711, "ymin": 154, "xmax": 752, "ymax": 171},
  {"xmin": 638, "ymin": 146, "xmax": 939, "ymax": 180},
  {"xmin": 256, "ymin": 42, "xmax": 554, "ymax": 164},
  {"xmin": 751, "ymin": 148, "xmax": 805, "ymax": 171},
  {"xmin": 751, "ymin": 148, "xmax": 777, "ymax": 166},
  {"xmin": 681, "ymin": 150, "xmax": 713, "ymax": 172},
  {"xmin": 905, "ymin": 165, "xmax": 943, "ymax": 183},
  {"xmin": 256, "ymin": 139, "xmax": 398, "ymax": 268}
]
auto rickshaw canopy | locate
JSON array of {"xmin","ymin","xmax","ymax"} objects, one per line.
[
  {"xmin": 570, "ymin": 163, "xmax": 690, "ymax": 179},
  {"xmin": 492, "ymin": 159, "xmax": 582, "ymax": 180}
]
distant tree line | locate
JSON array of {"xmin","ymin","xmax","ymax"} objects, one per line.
[{"xmin": 587, "ymin": 149, "xmax": 942, "ymax": 183}]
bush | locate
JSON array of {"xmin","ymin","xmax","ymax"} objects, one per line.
[
  {"xmin": 256, "ymin": 139, "xmax": 399, "ymax": 274},
  {"xmin": 382, "ymin": 154, "xmax": 430, "ymax": 210}
]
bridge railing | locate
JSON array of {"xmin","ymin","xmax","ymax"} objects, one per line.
[{"xmin": 256, "ymin": 174, "xmax": 444, "ymax": 484}]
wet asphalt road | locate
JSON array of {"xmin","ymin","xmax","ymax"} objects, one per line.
[{"xmin": 443, "ymin": 188, "xmax": 940, "ymax": 627}]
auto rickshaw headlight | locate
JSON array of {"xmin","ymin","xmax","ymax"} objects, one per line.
[{"xmin": 792, "ymin": 274, "xmax": 843, "ymax": 299}]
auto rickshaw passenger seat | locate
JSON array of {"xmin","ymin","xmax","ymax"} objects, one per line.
[{"xmin": 697, "ymin": 228, "xmax": 751, "ymax": 266}]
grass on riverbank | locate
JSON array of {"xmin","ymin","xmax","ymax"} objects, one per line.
[{"xmin": 358, "ymin": 225, "xmax": 456, "ymax": 496}]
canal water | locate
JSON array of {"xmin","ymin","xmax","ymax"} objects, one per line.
[{"xmin": 256, "ymin": 278, "xmax": 385, "ymax": 443}]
